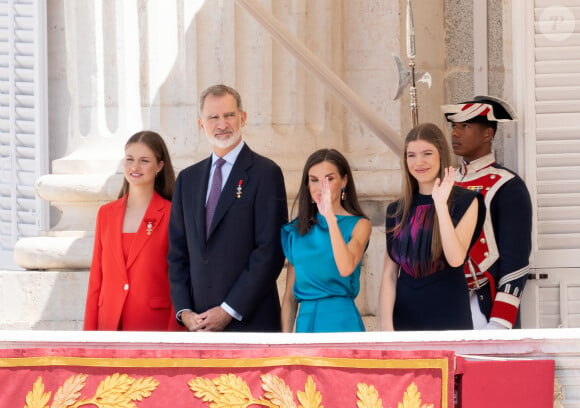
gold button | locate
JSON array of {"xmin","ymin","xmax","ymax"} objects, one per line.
[
  {"xmin": 480, "ymin": 238, "xmax": 486, "ymax": 244},
  {"xmin": 484, "ymin": 252, "xmax": 489, "ymax": 257},
  {"xmin": 490, "ymin": 175, "xmax": 496, "ymax": 179}
]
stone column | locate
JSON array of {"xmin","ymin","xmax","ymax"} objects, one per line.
[
  {"xmin": 14, "ymin": 0, "xmax": 140, "ymax": 269},
  {"xmin": 11, "ymin": 0, "xmax": 411, "ymax": 331}
]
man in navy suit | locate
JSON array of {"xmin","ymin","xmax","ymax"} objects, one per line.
[{"xmin": 168, "ymin": 84, "xmax": 288, "ymax": 332}]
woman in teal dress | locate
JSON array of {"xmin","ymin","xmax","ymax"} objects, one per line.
[{"xmin": 281, "ymin": 149, "xmax": 372, "ymax": 332}]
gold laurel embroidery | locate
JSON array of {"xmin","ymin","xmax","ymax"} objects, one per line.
[
  {"xmin": 214, "ymin": 373, "xmax": 255, "ymax": 404},
  {"xmin": 188, "ymin": 376, "xmax": 222, "ymax": 402},
  {"xmin": 190, "ymin": 373, "xmax": 261, "ymax": 406},
  {"xmin": 51, "ymin": 373, "xmax": 87, "ymax": 408},
  {"xmin": 261, "ymin": 374, "xmax": 297, "ymax": 408},
  {"xmin": 189, "ymin": 374, "xmax": 435, "ymax": 408},
  {"xmin": 190, "ymin": 373, "xmax": 296, "ymax": 408},
  {"xmin": 125, "ymin": 376, "xmax": 161, "ymax": 401},
  {"xmin": 25, "ymin": 377, "xmax": 51, "ymax": 408},
  {"xmin": 297, "ymin": 376, "xmax": 323, "ymax": 408},
  {"xmin": 24, "ymin": 373, "xmax": 159, "ymax": 408},
  {"xmin": 397, "ymin": 382, "xmax": 434, "ymax": 408},
  {"xmin": 356, "ymin": 383, "xmax": 383, "ymax": 408}
]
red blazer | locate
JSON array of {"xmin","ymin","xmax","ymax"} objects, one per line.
[{"xmin": 83, "ymin": 192, "xmax": 181, "ymax": 331}]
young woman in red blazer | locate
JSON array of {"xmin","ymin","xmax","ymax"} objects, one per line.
[{"xmin": 83, "ymin": 131, "xmax": 181, "ymax": 331}]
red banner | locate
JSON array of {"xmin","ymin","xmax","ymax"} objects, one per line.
[{"xmin": 0, "ymin": 347, "xmax": 454, "ymax": 407}]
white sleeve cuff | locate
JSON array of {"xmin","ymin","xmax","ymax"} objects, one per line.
[
  {"xmin": 176, "ymin": 308, "xmax": 192, "ymax": 322},
  {"xmin": 221, "ymin": 302, "xmax": 242, "ymax": 321}
]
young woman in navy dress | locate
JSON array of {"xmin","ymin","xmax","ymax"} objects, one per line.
[{"xmin": 379, "ymin": 123, "xmax": 484, "ymax": 331}]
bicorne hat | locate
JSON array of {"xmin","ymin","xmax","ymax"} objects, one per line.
[{"xmin": 441, "ymin": 95, "xmax": 517, "ymax": 123}]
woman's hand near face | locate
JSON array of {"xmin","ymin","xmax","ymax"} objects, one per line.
[
  {"xmin": 432, "ymin": 166, "xmax": 455, "ymax": 208},
  {"xmin": 315, "ymin": 177, "xmax": 334, "ymax": 219}
]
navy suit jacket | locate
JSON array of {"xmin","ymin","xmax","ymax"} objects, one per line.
[{"xmin": 168, "ymin": 144, "xmax": 288, "ymax": 331}]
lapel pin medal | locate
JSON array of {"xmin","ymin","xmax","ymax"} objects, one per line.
[
  {"xmin": 236, "ymin": 180, "xmax": 243, "ymax": 199},
  {"xmin": 144, "ymin": 219, "xmax": 154, "ymax": 235}
]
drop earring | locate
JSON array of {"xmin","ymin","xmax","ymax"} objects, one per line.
[{"xmin": 341, "ymin": 188, "xmax": 346, "ymax": 201}]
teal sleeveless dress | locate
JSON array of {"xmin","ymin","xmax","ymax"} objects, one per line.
[{"xmin": 281, "ymin": 213, "xmax": 366, "ymax": 333}]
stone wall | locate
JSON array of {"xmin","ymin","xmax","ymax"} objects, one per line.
[{"xmin": 5, "ymin": 0, "xmax": 514, "ymax": 331}]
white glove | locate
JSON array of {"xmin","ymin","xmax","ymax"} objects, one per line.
[{"xmin": 482, "ymin": 320, "xmax": 509, "ymax": 330}]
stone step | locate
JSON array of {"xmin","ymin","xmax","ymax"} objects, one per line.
[{"xmin": 0, "ymin": 270, "xmax": 88, "ymax": 330}]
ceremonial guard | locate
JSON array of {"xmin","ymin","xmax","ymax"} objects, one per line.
[{"xmin": 441, "ymin": 96, "xmax": 533, "ymax": 329}]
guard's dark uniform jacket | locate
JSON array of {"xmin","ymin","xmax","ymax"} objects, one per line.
[{"xmin": 455, "ymin": 153, "xmax": 532, "ymax": 328}]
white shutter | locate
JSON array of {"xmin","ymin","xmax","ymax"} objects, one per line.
[
  {"xmin": 517, "ymin": 1, "xmax": 580, "ymax": 329},
  {"xmin": 0, "ymin": 0, "xmax": 47, "ymax": 269},
  {"xmin": 532, "ymin": 1, "xmax": 580, "ymax": 268},
  {"xmin": 521, "ymin": 269, "xmax": 580, "ymax": 328}
]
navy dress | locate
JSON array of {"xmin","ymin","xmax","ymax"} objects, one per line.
[
  {"xmin": 385, "ymin": 186, "xmax": 484, "ymax": 330},
  {"xmin": 282, "ymin": 214, "xmax": 366, "ymax": 332}
]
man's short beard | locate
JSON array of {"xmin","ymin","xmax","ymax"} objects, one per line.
[{"xmin": 205, "ymin": 131, "xmax": 241, "ymax": 150}]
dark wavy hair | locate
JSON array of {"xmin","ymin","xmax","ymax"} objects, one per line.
[
  {"xmin": 293, "ymin": 148, "xmax": 367, "ymax": 235},
  {"xmin": 118, "ymin": 130, "xmax": 175, "ymax": 201}
]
